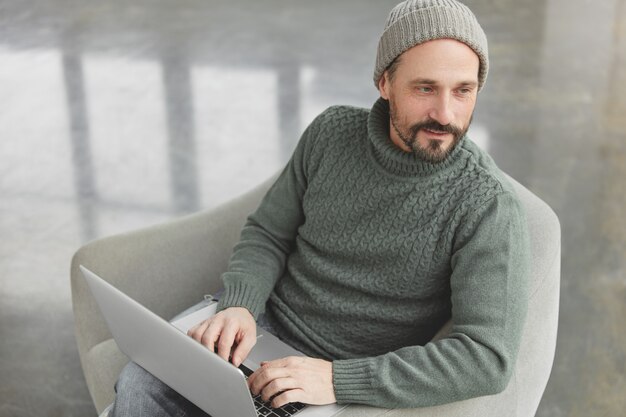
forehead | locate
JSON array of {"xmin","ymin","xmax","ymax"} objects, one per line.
[{"xmin": 395, "ymin": 39, "xmax": 480, "ymax": 83}]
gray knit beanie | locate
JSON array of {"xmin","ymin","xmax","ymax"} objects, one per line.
[{"xmin": 374, "ymin": 0, "xmax": 489, "ymax": 90}]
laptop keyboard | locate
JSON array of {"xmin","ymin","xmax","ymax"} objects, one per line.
[{"xmin": 239, "ymin": 364, "xmax": 308, "ymax": 417}]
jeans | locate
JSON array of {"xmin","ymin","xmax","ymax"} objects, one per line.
[{"xmin": 108, "ymin": 296, "xmax": 278, "ymax": 417}]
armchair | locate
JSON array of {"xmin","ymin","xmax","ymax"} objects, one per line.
[{"xmin": 71, "ymin": 173, "xmax": 560, "ymax": 417}]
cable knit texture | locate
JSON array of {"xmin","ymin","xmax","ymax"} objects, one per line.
[{"xmin": 217, "ymin": 98, "xmax": 530, "ymax": 408}]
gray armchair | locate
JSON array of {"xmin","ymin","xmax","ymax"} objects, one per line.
[{"xmin": 71, "ymin": 173, "xmax": 560, "ymax": 417}]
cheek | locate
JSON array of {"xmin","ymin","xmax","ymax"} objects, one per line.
[
  {"xmin": 401, "ymin": 98, "xmax": 432, "ymax": 121},
  {"xmin": 453, "ymin": 101, "xmax": 476, "ymax": 125}
]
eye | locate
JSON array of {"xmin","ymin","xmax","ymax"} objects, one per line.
[
  {"xmin": 456, "ymin": 87, "xmax": 474, "ymax": 96},
  {"xmin": 417, "ymin": 86, "xmax": 433, "ymax": 94}
]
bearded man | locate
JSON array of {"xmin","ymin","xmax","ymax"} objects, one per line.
[{"xmin": 110, "ymin": 1, "xmax": 530, "ymax": 415}]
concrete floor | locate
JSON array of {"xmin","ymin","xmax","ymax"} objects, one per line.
[{"xmin": 0, "ymin": 0, "xmax": 624, "ymax": 416}]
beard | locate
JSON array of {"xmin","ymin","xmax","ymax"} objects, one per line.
[{"xmin": 388, "ymin": 100, "xmax": 472, "ymax": 163}]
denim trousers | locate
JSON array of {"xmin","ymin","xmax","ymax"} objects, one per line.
[{"xmin": 107, "ymin": 296, "xmax": 278, "ymax": 417}]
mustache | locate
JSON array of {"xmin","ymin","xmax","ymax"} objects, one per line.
[{"xmin": 408, "ymin": 119, "xmax": 465, "ymax": 138}]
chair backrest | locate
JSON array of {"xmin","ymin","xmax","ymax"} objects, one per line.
[{"xmin": 505, "ymin": 175, "xmax": 561, "ymax": 416}]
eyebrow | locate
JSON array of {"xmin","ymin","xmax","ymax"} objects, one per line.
[
  {"xmin": 410, "ymin": 78, "xmax": 478, "ymax": 88},
  {"xmin": 409, "ymin": 78, "xmax": 438, "ymax": 86}
]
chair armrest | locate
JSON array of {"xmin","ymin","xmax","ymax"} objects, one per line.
[
  {"xmin": 71, "ymin": 174, "xmax": 276, "ymax": 413},
  {"xmin": 337, "ymin": 176, "xmax": 561, "ymax": 417}
]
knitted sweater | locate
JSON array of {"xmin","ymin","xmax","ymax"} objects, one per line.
[{"xmin": 216, "ymin": 98, "xmax": 530, "ymax": 409}]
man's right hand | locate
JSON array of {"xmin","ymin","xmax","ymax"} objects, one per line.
[{"xmin": 187, "ymin": 306, "xmax": 256, "ymax": 367}]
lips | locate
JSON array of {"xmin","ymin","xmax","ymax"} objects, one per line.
[{"xmin": 422, "ymin": 128, "xmax": 451, "ymax": 138}]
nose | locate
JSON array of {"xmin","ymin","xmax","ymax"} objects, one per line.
[{"xmin": 428, "ymin": 94, "xmax": 454, "ymax": 126}]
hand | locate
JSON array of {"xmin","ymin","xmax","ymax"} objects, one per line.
[
  {"xmin": 187, "ymin": 307, "xmax": 256, "ymax": 367},
  {"xmin": 247, "ymin": 356, "xmax": 336, "ymax": 408}
]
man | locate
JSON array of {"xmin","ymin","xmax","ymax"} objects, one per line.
[{"xmin": 111, "ymin": 0, "xmax": 530, "ymax": 415}]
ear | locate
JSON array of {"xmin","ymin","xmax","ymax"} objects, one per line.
[{"xmin": 378, "ymin": 71, "xmax": 391, "ymax": 100}]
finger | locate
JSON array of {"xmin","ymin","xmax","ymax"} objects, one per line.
[
  {"xmin": 187, "ymin": 321, "xmax": 200, "ymax": 337},
  {"xmin": 231, "ymin": 330, "xmax": 256, "ymax": 367},
  {"xmin": 188, "ymin": 319, "xmax": 210, "ymax": 341},
  {"xmin": 271, "ymin": 388, "xmax": 305, "ymax": 409},
  {"xmin": 249, "ymin": 366, "xmax": 292, "ymax": 395},
  {"xmin": 200, "ymin": 319, "xmax": 223, "ymax": 352},
  {"xmin": 260, "ymin": 377, "xmax": 299, "ymax": 403},
  {"xmin": 246, "ymin": 364, "xmax": 263, "ymax": 388},
  {"xmin": 216, "ymin": 320, "xmax": 238, "ymax": 362},
  {"xmin": 261, "ymin": 356, "xmax": 300, "ymax": 369},
  {"xmin": 250, "ymin": 356, "xmax": 301, "ymax": 389}
]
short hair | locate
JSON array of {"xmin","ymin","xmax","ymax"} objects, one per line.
[{"xmin": 385, "ymin": 55, "xmax": 403, "ymax": 83}]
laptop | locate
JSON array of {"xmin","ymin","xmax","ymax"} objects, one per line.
[{"xmin": 80, "ymin": 265, "xmax": 348, "ymax": 417}]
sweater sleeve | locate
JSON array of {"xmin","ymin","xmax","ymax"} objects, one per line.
[
  {"xmin": 215, "ymin": 114, "xmax": 322, "ymax": 319},
  {"xmin": 332, "ymin": 191, "xmax": 531, "ymax": 408}
]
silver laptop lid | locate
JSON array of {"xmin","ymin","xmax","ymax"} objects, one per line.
[{"xmin": 80, "ymin": 265, "xmax": 257, "ymax": 417}]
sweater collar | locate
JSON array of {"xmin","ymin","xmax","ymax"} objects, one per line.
[{"xmin": 367, "ymin": 97, "xmax": 466, "ymax": 178}]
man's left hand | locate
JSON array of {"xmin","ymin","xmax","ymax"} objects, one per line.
[{"xmin": 247, "ymin": 356, "xmax": 336, "ymax": 408}]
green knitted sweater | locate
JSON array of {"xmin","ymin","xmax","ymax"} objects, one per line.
[{"xmin": 216, "ymin": 98, "xmax": 530, "ymax": 409}]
